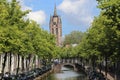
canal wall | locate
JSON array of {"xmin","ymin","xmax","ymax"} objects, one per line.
[
  {"xmin": 34, "ymin": 69, "xmax": 53, "ymax": 80},
  {"xmin": 34, "ymin": 64, "xmax": 61, "ymax": 80}
]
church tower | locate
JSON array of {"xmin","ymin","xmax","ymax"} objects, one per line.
[{"xmin": 49, "ymin": 5, "xmax": 62, "ymax": 46}]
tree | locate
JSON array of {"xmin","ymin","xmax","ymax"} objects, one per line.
[
  {"xmin": 75, "ymin": 0, "xmax": 120, "ymax": 78},
  {"xmin": 63, "ymin": 31, "xmax": 84, "ymax": 46},
  {"xmin": 97, "ymin": 0, "xmax": 120, "ymax": 78},
  {"xmin": 0, "ymin": 0, "xmax": 57, "ymax": 77}
]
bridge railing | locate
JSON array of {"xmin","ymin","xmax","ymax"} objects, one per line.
[{"xmin": 59, "ymin": 58, "xmax": 82, "ymax": 64}]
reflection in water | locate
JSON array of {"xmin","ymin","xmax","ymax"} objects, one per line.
[{"xmin": 44, "ymin": 66, "xmax": 87, "ymax": 80}]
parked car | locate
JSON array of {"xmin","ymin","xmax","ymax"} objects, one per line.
[
  {"xmin": 3, "ymin": 72, "xmax": 10, "ymax": 80},
  {"xmin": 41, "ymin": 66, "xmax": 47, "ymax": 73},
  {"xmin": 33, "ymin": 68, "xmax": 42, "ymax": 77}
]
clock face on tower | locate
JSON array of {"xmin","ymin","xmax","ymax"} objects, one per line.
[{"xmin": 53, "ymin": 22, "xmax": 56, "ymax": 25}]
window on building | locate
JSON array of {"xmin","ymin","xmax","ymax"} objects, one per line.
[
  {"xmin": 56, "ymin": 28, "xmax": 58, "ymax": 35},
  {"xmin": 53, "ymin": 22, "xmax": 56, "ymax": 25}
]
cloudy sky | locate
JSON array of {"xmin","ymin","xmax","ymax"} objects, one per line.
[{"xmin": 19, "ymin": 0, "xmax": 100, "ymax": 35}]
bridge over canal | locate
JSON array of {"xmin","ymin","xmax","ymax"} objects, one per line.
[{"xmin": 53, "ymin": 58, "xmax": 87, "ymax": 72}]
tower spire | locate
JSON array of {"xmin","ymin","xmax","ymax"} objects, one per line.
[
  {"xmin": 49, "ymin": 2, "xmax": 62, "ymax": 46},
  {"xmin": 54, "ymin": 4, "xmax": 57, "ymax": 16}
]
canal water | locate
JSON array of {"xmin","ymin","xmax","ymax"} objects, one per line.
[{"xmin": 44, "ymin": 66, "xmax": 87, "ymax": 80}]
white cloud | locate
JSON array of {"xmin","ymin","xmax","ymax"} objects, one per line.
[
  {"xmin": 21, "ymin": 5, "xmax": 32, "ymax": 11},
  {"xmin": 17, "ymin": 0, "xmax": 46, "ymax": 25},
  {"xmin": 58, "ymin": 0, "xmax": 97, "ymax": 28},
  {"xmin": 17, "ymin": 0, "xmax": 32, "ymax": 11},
  {"xmin": 27, "ymin": 11, "xmax": 46, "ymax": 25}
]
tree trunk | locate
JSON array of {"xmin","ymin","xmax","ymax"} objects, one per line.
[
  {"xmin": 99, "ymin": 62, "xmax": 102, "ymax": 73},
  {"xmin": 1, "ymin": 52, "xmax": 8, "ymax": 79},
  {"xmin": 38, "ymin": 58, "xmax": 40, "ymax": 68},
  {"xmin": 9, "ymin": 53, "xmax": 12, "ymax": 74},
  {"xmin": 22, "ymin": 56, "xmax": 24, "ymax": 72},
  {"xmin": 98, "ymin": 57, "xmax": 102, "ymax": 73},
  {"xmin": 30, "ymin": 56, "xmax": 34, "ymax": 70},
  {"xmin": 26, "ymin": 58, "xmax": 28, "ymax": 71},
  {"xmin": 34, "ymin": 56, "xmax": 36, "ymax": 68},
  {"xmin": 28, "ymin": 56, "xmax": 31, "ymax": 70},
  {"xmin": 16, "ymin": 54, "xmax": 20, "ymax": 74},
  {"xmin": 105, "ymin": 55, "xmax": 108, "ymax": 78},
  {"xmin": 114, "ymin": 62, "xmax": 117, "ymax": 80},
  {"xmin": 92, "ymin": 57, "xmax": 95, "ymax": 71}
]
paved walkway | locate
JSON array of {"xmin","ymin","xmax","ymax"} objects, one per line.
[
  {"xmin": 97, "ymin": 69, "xmax": 120, "ymax": 80},
  {"xmin": 98, "ymin": 69, "xmax": 120, "ymax": 80},
  {"xmin": 99, "ymin": 70, "xmax": 114, "ymax": 80},
  {"xmin": 84, "ymin": 66, "xmax": 115, "ymax": 80}
]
